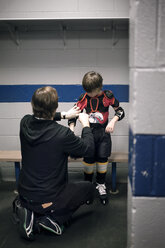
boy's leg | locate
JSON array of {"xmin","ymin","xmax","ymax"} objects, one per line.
[
  {"xmin": 95, "ymin": 131, "xmax": 111, "ymax": 205},
  {"xmin": 96, "ymin": 159, "xmax": 109, "ymax": 205},
  {"xmin": 96, "ymin": 160, "xmax": 108, "ymax": 183},
  {"xmin": 83, "ymin": 157, "xmax": 95, "ymax": 182}
]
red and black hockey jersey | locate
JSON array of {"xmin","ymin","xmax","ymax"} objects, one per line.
[{"xmin": 70, "ymin": 90, "xmax": 119, "ymax": 127}]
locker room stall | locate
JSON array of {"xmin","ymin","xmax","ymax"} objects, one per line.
[{"xmin": 0, "ymin": 0, "xmax": 129, "ymax": 182}]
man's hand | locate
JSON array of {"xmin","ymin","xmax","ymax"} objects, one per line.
[
  {"xmin": 69, "ymin": 123, "xmax": 75, "ymax": 132},
  {"xmin": 62, "ymin": 105, "xmax": 81, "ymax": 119},
  {"xmin": 78, "ymin": 113, "xmax": 90, "ymax": 128}
]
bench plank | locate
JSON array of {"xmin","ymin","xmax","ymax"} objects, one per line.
[
  {"xmin": 0, "ymin": 151, "xmax": 128, "ymax": 163},
  {"xmin": 0, "ymin": 151, "xmax": 21, "ymax": 162},
  {"xmin": 0, "ymin": 151, "xmax": 128, "ymax": 193}
]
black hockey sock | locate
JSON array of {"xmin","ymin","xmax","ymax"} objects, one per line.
[
  {"xmin": 96, "ymin": 172, "xmax": 106, "ymax": 184},
  {"xmin": 84, "ymin": 172, "xmax": 94, "ymax": 182}
]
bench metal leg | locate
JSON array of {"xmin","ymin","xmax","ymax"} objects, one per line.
[
  {"xmin": 14, "ymin": 162, "xmax": 20, "ymax": 185},
  {"xmin": 110, "ymin": 162, "xmax": 119, "ymax": 194}
]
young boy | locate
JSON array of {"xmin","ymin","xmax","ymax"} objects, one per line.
[{"xmin": 69, "ymin": 71, "xmax": 125, "ymax": 205}]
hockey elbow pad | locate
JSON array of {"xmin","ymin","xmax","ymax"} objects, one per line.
[{"xmin": 114, "ymin": 107, "xmax": 125, "ymax": 121}]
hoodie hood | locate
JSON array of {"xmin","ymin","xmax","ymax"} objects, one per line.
[{"xmin": 20, "ymin": 115, "xmax": 59, "ymax": 145}]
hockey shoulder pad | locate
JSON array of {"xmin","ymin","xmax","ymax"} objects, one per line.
[
  {"xmin": 114, "ymin": 106, "xmax": 125, "ymax": 121},
  {"xmin": 68, "ymin": 93, "xmax": 87, "ymax": 126},
  {"xmin": 77, "ymin": 93, "xmax": 87, "ymax": 110},
  {"xmin": 103, "ymin": 90, "xmax": 115, "ymax": 106},
  {"xmin": 104, "ymin": 90, "xmax": 114, "ymax": 99},
  {"xmin": 78, "ymin": 93, "xmax": 86, "ymax": 101}
]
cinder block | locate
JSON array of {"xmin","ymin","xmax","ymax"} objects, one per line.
[
  {"xmin": 0, "ymin": 103, "xmax": 31, "ymax": 118},
  {"xmin": 0, "ymin": 163, "xmax": 15, "ymax": 182},
  {"xmin": 0, "ymin": 119, "xmax": 20, "ymax": 136},
  {"xmin": 157, "ymin": 12, "xmax": 165, "ymax": 66},
  {"xmin": 130, "ymin": 69, "xmax": 165, "ymax": 134},
  {"xmin": 128, "ymin": 69, "xmax": 136, "ymax": 133},
  {"xmin": 153, "ymin": 136, "xmax": 165, "ymax": 194},
  {"xmin": 130, "ymin": 0, "xmax": 157, "ymax": 67},
  {"xmin": 0, "ymin": 136, "xmax": 20, "ymax": 150},
  {"xmin": 26, "ymin": 31, "xmax": 80, "ymax": 50},
  {"xmin": 79, "ymin": 30, "xmax": 113, "ymax": 49},
  {"xmin": 0, "ymin": 0, "xmax": 78, "ymax": 12},
  {"xmin": 78, "ymin": 0, "xmax": 114, "ymax": 12},
  {"xmin": 114, "ymin": 0, "xmax": 129, "ymax": 13},
  {"xmin": 111, "ymin": 135, "xmax": 128, "ymax": 153},
  {"xmin": 128, "ymin": 185, "xmax": 165, "ymax": 248},
  {"xmin": 0, "ymin": 0, "xmax": 129, "ymax": 19},
  {"xmin": 129, "ymin": 131, "xmax": 165, "ymax": 196},
  {"xmin": 97, "ymin": 49, "xmax": 128, "ymax": 67}
]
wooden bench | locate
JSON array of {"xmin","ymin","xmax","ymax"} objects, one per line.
[{"xmin": 0, "ymin": 151, "xmax": 128, "ymax": 193}]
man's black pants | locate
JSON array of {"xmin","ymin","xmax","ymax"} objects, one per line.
[{"xmin": 20, "ymin": 181, "xmax": 95, "ymax": 225}]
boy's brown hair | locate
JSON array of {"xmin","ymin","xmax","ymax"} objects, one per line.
[
  {"xmin": 31, "ymin": 86, "xmax": 58, "ymax": 119},
  {"xmin": 82, "ymin": 71, "xmax": 103, "ymax": 93}
]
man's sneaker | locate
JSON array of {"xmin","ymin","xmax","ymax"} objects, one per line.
[
  {"xmin": 96, "ymin": 183, "xmax": 108, "ymax": 205},
  {"xmin": 38, "ymin": 216, "xmax": 64, "ymax": 235},
  {"xmin": 86, "ymin": 200, "xmax": 91, "ymax": 205},
  {"xmin": 12, "ymin": 196, "xmax": 22, "ymax": 224},
  {"xmin": 18, "ymin": 207, "xmax": 35, "ymax": 241}
]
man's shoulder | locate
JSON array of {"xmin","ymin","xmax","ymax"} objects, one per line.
[
  {"xmin": 20, "ymin": 114, "xmax": 32, "ymax": 123},
  {"xmin": 22, "ymin": 114, "xmax": 32, "ymax": 119},
  {"xmin": 54, "ymin": 123, "xmax": 73, "ymax": 136}
]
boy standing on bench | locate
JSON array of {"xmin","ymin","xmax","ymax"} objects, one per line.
[{"xmin": 68, "ymin": 71, "xmax": 125, "ymax": 205}]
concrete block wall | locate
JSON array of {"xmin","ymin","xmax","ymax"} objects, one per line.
[
  {"xmin": 0, "ymin": 0, "xmax": 129, "ymax": 181},
  {"xmin": 128, "ymin": 0, "xmax": 165, "ymax": 247},
  {"xmin": 0, "ymin": 0, "xmax": 129, "ymax": 20}
]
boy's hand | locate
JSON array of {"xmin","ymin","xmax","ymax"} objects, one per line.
[
  {"xmin": 105, "ymin": 116, "xmax": 118, "ymax": 133},
  {"xmin": 105, "ymin": 121, "xmax": 115, "ymax": 133},
  {"xmin": 78, "ymin": 113, "xmax": 90, "ymax": 128}
]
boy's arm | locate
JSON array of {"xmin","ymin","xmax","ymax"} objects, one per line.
[
  {"xmin": 104, "ymin": 90, "xmax": 125, "ymax": 120},
  {"xmin": 104, "ymin": 90, "xmax": 125, "ymax": 133},
  {"xmin": 105, "ymin": 106, "xmax": 125, "ymax": 133},
  {"xmin": 105, "ymin": 107, "xmax": 125, "ymax": 133},
  {"xmin": 113, "ymin": 106, "xmax": 125, "ymax": 121}
]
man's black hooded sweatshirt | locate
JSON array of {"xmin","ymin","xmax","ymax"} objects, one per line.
[{"xmin": 18, "ymin": 114, "xmax": 94, "ymax": 203}]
